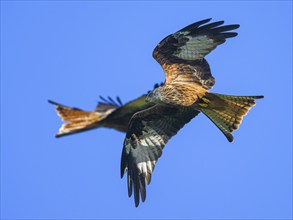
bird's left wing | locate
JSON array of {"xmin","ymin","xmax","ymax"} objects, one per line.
[
  {"xmin": 49, "ymin": 84, "xmax": 163, "ymax": 136},
  {"xmin": 48, "ymin": 99, "xmax": 117, "ymax": 137},
  {"xmin": 120, "ymin": 105, "xmax": 200, "ymax": 207}
]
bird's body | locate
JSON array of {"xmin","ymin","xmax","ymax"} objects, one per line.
[
  {"xmin": 50, "ymin": 18, "xmax": 264, "ymax": 207},
  {"xmin": 147, "ymin": 82, "xmax": 207, "ymax": 106}
]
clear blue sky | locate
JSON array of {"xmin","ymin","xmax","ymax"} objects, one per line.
[{"xmin": 1, "ymin": 1, "xmax": 292, "ymax": 219}]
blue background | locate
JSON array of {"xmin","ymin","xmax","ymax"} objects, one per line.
[{"xmin": 1, "ymin": 1, "xmax": 292, "ymax": 219}]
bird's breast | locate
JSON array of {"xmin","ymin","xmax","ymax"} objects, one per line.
[{"xmin": 160, "ymin": 83, "xmax": 207, "ymax": 107}]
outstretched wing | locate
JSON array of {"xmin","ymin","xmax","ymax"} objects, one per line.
[
  {"xmin": 152, "ymin": 18, "xmax": 240, "ymax": 89},
  {"xmin": 120, "ymin": 105, "xmax": 200, "ymax": 207},
  {"xmin": 49, "ymin": 84, "xmax": 162, "ymax": 136},
  {"xmin": 48, "ymin": 99, "xmax": 117, "ymax": 137}
]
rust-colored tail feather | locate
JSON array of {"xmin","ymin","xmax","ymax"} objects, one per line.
[
  {"xmin": 198, "ymin": 93, "xmax": 264, "ymax": 142},
  {"xmin": 48, "ymin": 100, "xmax": 104, "ymax": 137}
]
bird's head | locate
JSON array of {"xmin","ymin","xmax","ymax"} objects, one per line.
[{"xmin": 146, "ymin": 87, "xmax": 163, "ymax": 103}]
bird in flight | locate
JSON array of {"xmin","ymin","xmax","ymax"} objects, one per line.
[{"xmin": 49, "ymin": 18, "xmax": 263, "ymax": 207}]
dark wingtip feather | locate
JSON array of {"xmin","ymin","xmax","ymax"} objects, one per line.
[
  {"xmin": 255, "ymin": 95, "xmax": 264, "ymax": 99},
  {"xmin": 226, "ymin": 133, "xmax": 234, "ymax": 142},
  {"xmin": 120, "ymin": 154, "xmax": 126, "ymax": 179},
  {"xmin": 217, "ymin": 32, "xmax": 238, "ymax": 39},
  {"xmin": 134, "ymin": 178, "xmax": 140, "ymax": 207},
  {"xmin": 211, "ymin": 24, "xmax": 240, "ymax": 33},
  {"xmin": 107, "ymin": 96, "xmax": 117, "ymax": 105},
  {"xmin": 218, "ymin": 24, "xmax": 240, "ymax": 31},
  {"xmin": 48, "ymin": 99, "xmax": 57, "ymax": 105},
  {"xmin": 127, "ymin": 173, "xmax": 132, "ymax": 197},
  {"xmin": 116, "ymin": 96, "xmax": 123, "ymax": 106},
  {"xmin": 199, "ymin": 18, "xmax": 212, "ymax": 24},
  {"xmin": 192, "ymin": 18, "xmax": 213, "ymax": 27},
  {"xmin": 120, "ymin": 165, "xmax": 125, "ymax": 179},
  {"xmin": 179, "ymin": 18, "xmax": 212, "ymax": 32},
  {"xmin": 196, "ymin": 20, "xmax": 225, "ymax": 32},
  {"xmin": 98, "ymin": 95, "xmax": 121, "ymax": 107},
  {"xmin": 48, "ymin": 99, "xmax": 68, "ymax": 108},
  {"xmin": 139, "ymin": 175, "xmax": 146, "ymax": 202},
  {"xmin": 99, "ymin": 96, "xmax": 109, "ymax": 104},
  {"xmin": 195, "ymin": 23, "xmax": 240, "ymax": 40}
]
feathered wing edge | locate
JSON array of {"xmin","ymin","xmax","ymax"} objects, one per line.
[
  {"xmin": 48, "ymin": 83, "xmax": 163, "ymax": 137},
  {"xmin": 48, "ymin": 100, "xmax": 114, "ymax": 137},
  {"xmin": 152, "ymin": 19, "xmax": 240, "ymax": 90},
  {"xmin": 120, "ymin": 105, "xmax": 200, "ymax": 207}
]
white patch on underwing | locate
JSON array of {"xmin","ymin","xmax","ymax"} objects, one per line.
[
  {"xmin": 136, "ymin": 160, "xmax": 157, "ymax": 180},
  {"xmin": 139, "ymin": 139, "xmax": 149, "ymax": 147},
  {"xmin": 142, "ymin": 129, "xmax": 165, "ymax": 147}
]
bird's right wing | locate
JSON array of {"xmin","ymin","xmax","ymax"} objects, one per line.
[{"xmin": 152, "ymin": 18, "xmax": 240, "ymax": 89}]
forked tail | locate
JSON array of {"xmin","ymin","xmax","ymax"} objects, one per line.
[
  {"xmin": 197, "ymin": 93, "xmax": 264, "ymax": 142},
  {"xmin": 48, "ymin": 100, "xmax": 104, "ymax": 137}
]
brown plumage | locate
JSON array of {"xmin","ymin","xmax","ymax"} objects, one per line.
[
  {"xmin": 50, "ymin": 18, "xmax": 264, "ymax": 208},
  {"xmin": 48, "ymin": 100, "xmax": 109, "ymax": 137},
  {"xmin": 48, "ymin": 88, "xmax": 158, "ymax": 137},
  {"xmin": 121, "ymin": 18, "xmax": 264, "ymax": 207}
]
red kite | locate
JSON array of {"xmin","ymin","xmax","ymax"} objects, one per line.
[{"xmin": 50, "ymin": 19, "xmax": 263, "ymax": 207}]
